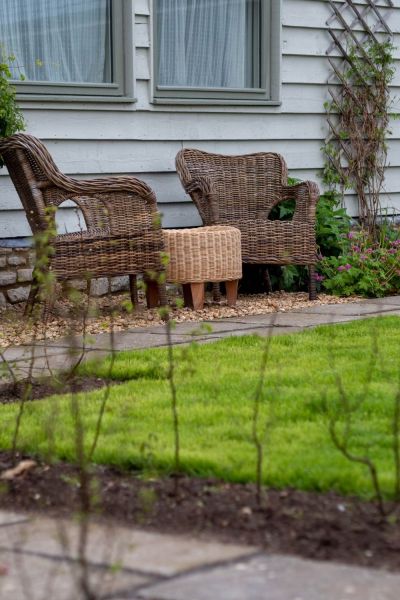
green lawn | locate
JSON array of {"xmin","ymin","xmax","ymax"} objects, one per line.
[{"xmin": 1, "ymin": 316, "xmax": 400, "ymax": 499}]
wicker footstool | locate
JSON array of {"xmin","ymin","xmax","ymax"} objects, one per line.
[{"xmin": 163, "ymin": 226, "xmax": 242, "ymax": 310}]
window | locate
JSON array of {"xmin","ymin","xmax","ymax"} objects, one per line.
[
  {"xmin": 0, "ymin": 0, "xmax": 133, "ymax": 100},
  {"xmin": 153, "ymin": 0, "xmax": 280, "ymax": 105}
]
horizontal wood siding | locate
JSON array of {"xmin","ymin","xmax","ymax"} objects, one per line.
[{"xmin": 1, "ymin": 0, "xmax": 399, "ymax": 238}]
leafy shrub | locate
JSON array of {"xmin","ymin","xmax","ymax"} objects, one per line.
[
  {"xmin": 270, "ymin": 185, "xmax": 351, "ymax": 292},
  {"xmin": 0, "ymin": 49, "xmax": 25, "ymax": 164},
  {"xmin": 317, "ymin": 229, "xmax": 400, "ymax": 297}
]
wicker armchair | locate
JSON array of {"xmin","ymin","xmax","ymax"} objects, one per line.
[
  {"xmin": 0, "ymin": 134, "xmax": 166, "ymax": 310},
  {"xmin": 176, "ymin": 149, "xmax": 320, "ymax": 299}
]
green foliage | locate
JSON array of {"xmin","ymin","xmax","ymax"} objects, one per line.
[
  {"xmin": 316, "ymin": 191, "xmax": 351, "ymax": 258},
  {"xmin": 270, "ymin": 188, "xmax": 351, "ymax": 292},
  {"xmin": 317, "ymin": 227, "xmax": 400, "ymax": 297},
  {"xmin": 0, "ymin": 49, "xmax": 25, "ymax": 167},
  {"xmin": 0, "ymin": 51, "xmax": 25, "ymax": 138},
  {"xmin": 1, "ymin": 317, "xmax": 400, "ymax": 499}
]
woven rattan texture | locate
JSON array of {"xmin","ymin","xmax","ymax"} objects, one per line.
[
  {"xmin": 163, "ymin": 226, "xmax": 242, "ymax": 284},
  {"xmin": 0, "ymin": 134, "xmax": 165, "ymax": 284},
  {"xmin": 175, "ymin": 149, "xmax": 319, "ymax": 266}
]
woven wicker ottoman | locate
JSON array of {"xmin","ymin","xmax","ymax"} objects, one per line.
[{"xmin": 163, "ymin": 226, "xmax": 242, "ymax": 310}]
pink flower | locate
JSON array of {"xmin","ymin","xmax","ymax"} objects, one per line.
[
  {"xmin": 338, "ymin": 264, "xmax": 351, "ymax": 272},
  {"xmin": 388, "ymin": 248, "xmax": 397, "ymax": 254},
  {"xmin": 314, "ymin": 273, "xmax": 325, "ymax": 282},
  {"xmin": 347, "ymin": 232, "xmax": 355, "ymax": 239}
]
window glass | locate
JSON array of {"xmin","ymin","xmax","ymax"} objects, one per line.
[
  {"xmin": 0, "ymin": 0, "xmax": 112, "ymax": 84},
  {"xmin": 156, "ymin": 0, "xmax": 261, "ymax": 90}
]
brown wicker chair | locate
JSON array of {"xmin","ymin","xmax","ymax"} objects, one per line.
[
  {"xmin": 176, "ymin": 149, "xmax": 320, "ymax": 299},
  {"xmin": 0, "ymin": 134, "xmax": 166, "ymax": 310}
]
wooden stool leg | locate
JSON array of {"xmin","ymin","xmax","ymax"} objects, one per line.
[
  {"xmin": 225, "ymin": 279, "xmax": 239, "ymax": 307},
  {"xmin": 145, "ymin": 279, "xmax": 160, "ymax": 308},
  {"xmin": 182, "ymin": 283, "xmax": 205, "ymax": 310}
]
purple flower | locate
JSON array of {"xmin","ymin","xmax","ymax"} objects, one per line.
[
  {"xmin": 360, "ymin": 255, "xmax": 367, "ymax": 261},
  {"xmin": 390, "ymin": 239, "xmax": 400, "ymax": 247},
  {"xmin": 389, "ymin": 248, "xmax": 397, "ymax": 254},
  {"xmin": 351, "ymin": 245, "xmax": 360, "ymax": 253},
  {"xmin": 347, "ymin": 232, "xmax": 355, "ymax": 239},
  {"xmin": 338, "ymin": 264, "xmax": 352, "ymax": 272},
  {"xmin": 314, "ymin": 273, "xmax": 325, "ymax": 282}
]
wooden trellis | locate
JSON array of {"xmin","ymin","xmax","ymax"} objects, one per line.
[{"xmin": 325, "ymin": 0, "xmax": 394, "ymax": 223}]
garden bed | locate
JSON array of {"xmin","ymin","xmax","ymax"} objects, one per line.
[{"xmin": 1, "ymin": 451, "xmax": 400, "ymax": 572}]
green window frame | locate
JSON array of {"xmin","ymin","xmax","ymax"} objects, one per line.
[
  {"xmin": 152, "ymin": 0, "xmax": 281, "ymax": 106},
  {"xmin": 9, "ymin": 0, "xmax": 134, "ymax": 102}
]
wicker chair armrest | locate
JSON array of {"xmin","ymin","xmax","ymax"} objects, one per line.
[
  {"xmin": 281, "ymin": 181, "xmax": 319, "ymax": 222},
  {"xmin": 182, "ymin": 175, "xmax": 218, "ymax": 224},
  {"xmin": 48, "ymin": 175, "xmax": 158, "ymax": 210}
]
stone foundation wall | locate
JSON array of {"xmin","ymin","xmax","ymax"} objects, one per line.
[{"xmin": 0, "ymin": 247, "xmax": 130, "ymax": 307}]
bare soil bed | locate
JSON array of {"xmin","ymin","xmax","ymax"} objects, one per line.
[
  {"xmin": 1, "ymin": 451, "xmax": 399, "ymax": 573},
  {"xmin": 0, "ymin": 376, "xmax": 116, "ymax": 405},
  {"xmin": 0, "ymin": 291, "xmax": 357, "ymax": 347}
]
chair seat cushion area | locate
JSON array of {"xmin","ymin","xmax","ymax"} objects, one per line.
[
  {"xmin": 52, "ymin": 229, "xmax": 164, "ymax": 279},
  {"xmin": 227, "ymin": 220, "xmax": 317, "ymax": 264}
]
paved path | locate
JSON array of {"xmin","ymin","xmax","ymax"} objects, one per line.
[
  {"xmin": 2, "ymin": 296, "xmax": 400, "ymax": 381},
  {"xmin": 1, "ymin": 510, "xmax": 399, "ymax": 599}
]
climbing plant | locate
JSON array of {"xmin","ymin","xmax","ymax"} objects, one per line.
[{"xmin": 324, "ymin": 0, "xmax": 396, "ymax": 239}]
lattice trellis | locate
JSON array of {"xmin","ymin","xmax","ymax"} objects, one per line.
[{"xmin": 325, "ymin": 0, "xmax": 394, "ymax": 223}]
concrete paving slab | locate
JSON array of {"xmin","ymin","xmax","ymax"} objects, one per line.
[
  {"xmin": 215, "ymin": 312, "xmax": 358, "ymax": 327},
  {"xmin": 291, "ymin": 302, "xmax": 400, "ymax": 316},
  {"xmin": 170, "ymin": 320, "xmax": 269, "ymax": 336},
  {"xmin": 0, "ymin": 512, "xmax": 28, "ymax": 527},
  {"xmin": 1, "ymin": 517, "xmax": 255, "ymax": 577},
  {"xmin": 0, "ymin": 550, "xmax": 150, "ymax": 600},
  {"xmin": 363, "ymin": 296, "xmax": 400, "ymax": 306},
  {"xmin": 137, "ymin": 554, "xmax": 400, "ymax": 600},
  {"xmin": 2, "ymin": 345, "xmax": 69, "ymax": 363}
]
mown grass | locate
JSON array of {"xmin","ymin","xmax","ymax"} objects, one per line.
[{"xmin": 1, "ymin": 317, "xmax": 400, "ymax": 499}]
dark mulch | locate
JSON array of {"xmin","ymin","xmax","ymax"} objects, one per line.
[
  {"xmin": 0, "ymin": 376, "xmax": 116, "ymax": 405},
  {"xmin": 1, "ymin": 451, "xmax": 400, "ymax": 572}
]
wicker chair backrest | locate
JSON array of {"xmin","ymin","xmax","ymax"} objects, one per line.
[{"xmin": 176, "ymin": 148, "xmax": 288, "ymax": 223}]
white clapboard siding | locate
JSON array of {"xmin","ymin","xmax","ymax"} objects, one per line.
[
  {"xmin": 2, "ymin": 0, "xmax": 400, "ymax": 238},
  {"xmin": 19, "ymin": 109, "xmax": 400, "ymax": 142},
  {"xmin": 13, "ymin": 136, "xmax": 400, "ymax": 184},
  {"xmin": 283, "ymin": 0, "xmax": 398, "ymax": 30}
]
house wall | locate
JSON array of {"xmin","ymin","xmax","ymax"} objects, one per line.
[{"xmin": 1, "ymin": 0, "xmax": 400, "ymax": 240}]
